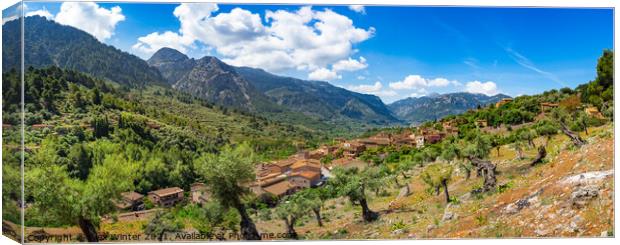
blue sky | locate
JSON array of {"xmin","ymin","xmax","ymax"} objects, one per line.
[{"xmin": 9, "ymin": 2, "xmax": 614, "ymax": 103}]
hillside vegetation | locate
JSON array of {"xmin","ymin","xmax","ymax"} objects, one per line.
[{"xmin": 1, "ymin": 15, "xmax": 613, "ymax": 241}]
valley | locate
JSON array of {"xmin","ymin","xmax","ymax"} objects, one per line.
[{"xmin": 1, "ymin": 15, "xmax": 614, "ymax": 243}]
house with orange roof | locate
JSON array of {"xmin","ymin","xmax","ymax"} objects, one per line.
[
  {"xmin": 289, "ymin": 171, "xmax": 321, "ymax": 188},
  {"xmin": 585, "ymin": 106, "xmax": 605, "ymax": 119},
  {"xmin": 271, "ymin": 158, "xmax": 297, "ymax": 173},
  {"xmin": 341, "ymin": 141, "xmax": 366, "ymax": 158},
  {"xmin": 147, "ymin": 187, "xmax": 184, "ymax": 207},
  {"xmin": 113, "ymin": 191, "xmax": 145, "ymax": 211},
  {"xmin": 495, "ymin": 98, "xmax": 513, "ymax": 108},
  {"xmin": 291, "ymin": 159, "xmax": 321, "ymax": 172},
  {"xmin": 256, "ymin": 162, "xmax": 284, "ymax": 178},
  {"xmin": 540, "ymin": 102, "xmax": 559, "ymax": 114}
]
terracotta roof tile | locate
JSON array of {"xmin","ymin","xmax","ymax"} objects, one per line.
[{"xmin": 149, "ymin": 187, "xmax": 183, "ymax": 197}]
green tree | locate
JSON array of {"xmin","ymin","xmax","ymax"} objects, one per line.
[
  {"xmin": 440, "ymin": 142, "xmax": 459, "ymax": 163},
  {"xmin": 420, "ymin": 163, "xmax": 453, "ymax": 203},
  {"xmin": 144, "ymin": 211, "xmax": 183, "ymax": 241},
  {"xmin": 298, "ymin": 187, "xmax": 331, "ymax": 227},
  {"xmin": 330, "ymin": 167, "xmax": 380, "ymax": 222},
  {"xmin": 66, "ymin": 143, "xmax": 92, "ymax": 180},
  {"xmin": 91, "ymin": 116, "xmax": 110, "ymax": 138},
  {"xmin": 510, "ymin": 141, "xmax": 525, "ymax": 160},
  {"xmin": 92, "ymin": 87, "xmax": 102, "ymax": 105},
  {"xmin": 462, "ymin": 133, "xmax": 491, "ymax": 160},
  {"xmin": 518, "ymin": 129, "xmax": 537, "ymax": 148},
  {"xmin": 595, "ymin": 49, "xmax": 613, "ymax": 89},
  {"xmin": 534, "ymin": 120, "xmax": 559, "ymax": 142},
  {"xmin": 195, "ymin": 143, "xmax": 261, "ymax": 240},
  {"xmin": 274, "ymin": 192, "xmax": 316, "ymax": 239},
  {"xmin": 550, "ymin": 108, "xmax": 586, "ymax": 147},
  {"xmin": 25, "ymin": 154, "xmax": 137, "ymax": 242}
]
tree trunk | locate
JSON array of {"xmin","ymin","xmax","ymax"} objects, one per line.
[
  {"xmin": 284, "ymin": 217, "xmax": 298, "ymax": 239},
  {"xmin": 359, "ymin": 197, "xmax": 378, "ymax": 222},
  {"xmin": 442, "ymin": 179, "xmax": 450, "ymax": 203},
  {"xmin": 583, "ymin": 121, "xmax": 589, "ymax": 135},
  {"xmin": 496, "ymin": 147, "xmax": 500, "ymax": 157},
  {"xmin": 394, "ymin": 176, "xmax": 402, "ymax": 187},
  {"xmin": 435, "ymin": 185, "xmax": 441, "ymax": 196},
  {"xmin": 530, "ymin": 146, "xmax": 547, "ymax": 166},
  {"xmin": 468, "ymin": 157, "xmax": 497, "ymax": 192},
  {"xmin": 234, "ymin": 202, "xmax": 261, "ymax": 240},
  {"xmin": 560, "ymin": 122, "xmax": 585, "ymax": 147},
  {"xmin": 312, "ymin": 208, "xmax": 323, "ymax": 227},
  {"xmin": 465, "ymin": 168, "xmax": 471, "ymax": 180},
  {"xmin": 401, "ymin": 172, "xmax": 409, "ymax": 179},
  {"xmin": 528, "ymin": 139, "xmax": 536, "ymax": 148},
  {"xmin": 78, "ymin": 217, "xmax": 99, "ymax": 242},
  {"xmin": 158, "ymin": 231, "xmax": 166, "ymax": 241}
]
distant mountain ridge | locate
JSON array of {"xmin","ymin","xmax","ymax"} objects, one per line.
[
  {"xmin": 234, "ymin": 66, "xmax": 400, "ymax": 124},
  {"xmin": 388, "ymin": 92, "xmax": 511, "ymax": 124},
  {"xmin": 148, "ymin": 47, "xmax": 400, "ymax": 124}
]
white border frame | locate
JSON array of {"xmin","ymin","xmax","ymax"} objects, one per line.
[{"xmin": 0, "ymin": 1, "xmax": 617, "ymax": 245}]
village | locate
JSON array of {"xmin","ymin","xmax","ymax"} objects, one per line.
[{"xmin": 107, "ymin": 98, "xmax": 607, "ymax": 215}]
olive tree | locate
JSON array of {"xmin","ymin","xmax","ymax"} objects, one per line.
[
  {"xmin": 144, "ymin": 211, "xmax": 183, "ymax": 241},
  {"xmin": 195, "ymin": 143, "xmax": 261, "ymax": 240},
  {"xmin": 26, "ymin": 154, "xmax": 137, "ymax": 242},
  {"xmin": 274, "ymin": 192, "xmax": 317, "ymax": 239},
  {"xmin": 330, "ymin": 167, "xmax": 380, "ymax": 222},
  {"xmin": 297, "ymin": 187, "xmax": 333, "ymax": 227},
  {"xmin": 550, "ymin": 108, "xmax": 586, "ymax": 147},
  {"xmin": 421, "ymin": 163, "xmax": 454, "ymax": 203}
]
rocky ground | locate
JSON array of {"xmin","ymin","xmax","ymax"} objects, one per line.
[{"xmin": 266, "ymin": 123, "xmax": 614, "ymax": 240}]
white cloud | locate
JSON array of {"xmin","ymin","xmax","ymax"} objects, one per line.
[
  {"xmin": 132, "ymin": 4, "xmax": 374, "ymax": 78},
  {"xmin": 389, "ymin": 75, "xmax": 426, "ymax": 90},
  {"xmin": 54, "ymin": 2, "xmax": 125, "ymax": 41},
  {"xmin": 349, "ymin": 5, "xmax": 366, "ymax": 14},
  {"xmin": 357, "ymin": 75, "xmax": 366, "ymax": 80},
  {"xmin": 348, "ymin": 81, "xmax": 382, "ymax": 93},
  {"xmin": 2, "ymin": 16, "xmax": 17, "ymax": 25},
  {"xmin": 132, "ymin": 31, "xmax": 194, "ymax": 56},
  {"xmin": 308, "ymin": 68, "xmax": 341, "ymax": 81},
  {"xmin": 465, "ymin": 81, "xmax": 499, "ymax": 96},
  {"xmin": 427, "ymin": 77, "xmax": 451, "ymax": 87},
  {"xmin": 389, "ymin": 74, "xmax": 458, "ymax": 90},
  {"xmin": 25, "ymin": 9, "xmax": 53, "ymax": 20},
  {"xmin": 332, "ymin": 56, "xmax": 367, "ymax": 72},
  {"xmin": 411, "ymin": 88, "xmax": 429, "ymax": 97},
  {"xmin": 346, "ymin": 81, "xmax": 399, "ymax": 99}
]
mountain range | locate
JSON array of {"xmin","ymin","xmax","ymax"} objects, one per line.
[
  {"xmin": 388, "ymin": 92, "xmax": 511, "ymax": 124},
  {"xmin": 147, "ymin": 47, "xmax": 400, "ymax": 124},
  {"xmin": 3, "ymin": 16, "xmax": 510, "ymax": 127}
]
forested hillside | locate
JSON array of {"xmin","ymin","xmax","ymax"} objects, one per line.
[{"xmin": 2, "ymin": 16, "xmax": 166, "ymax": 86}]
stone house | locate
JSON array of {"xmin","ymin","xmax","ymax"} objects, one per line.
[
  {"xmin": 190, "ymin": 182, "xmax": 210, "ymax": 205},
  {"xmin": 147, "ymin": 187, "xmax": 184, "ymax": 207},
  {"xmin": 114, "ymin": 191, "xmax": 145, "ymax": 211}
]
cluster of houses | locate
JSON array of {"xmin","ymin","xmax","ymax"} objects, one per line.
[
  {"xmin": 245, "ymin": 126, "xmax": 459, "ymax": 199},
  {"xmin": 250, "ymin": 152, "xmax": 326, "ymax": 198},
  {"xmin": 113, "ymin": 183, "xmax": 210, "ymax": 211},
  {"xmin": 107, "ymin": 97, "xmax": 611, "ymax": 210}
]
